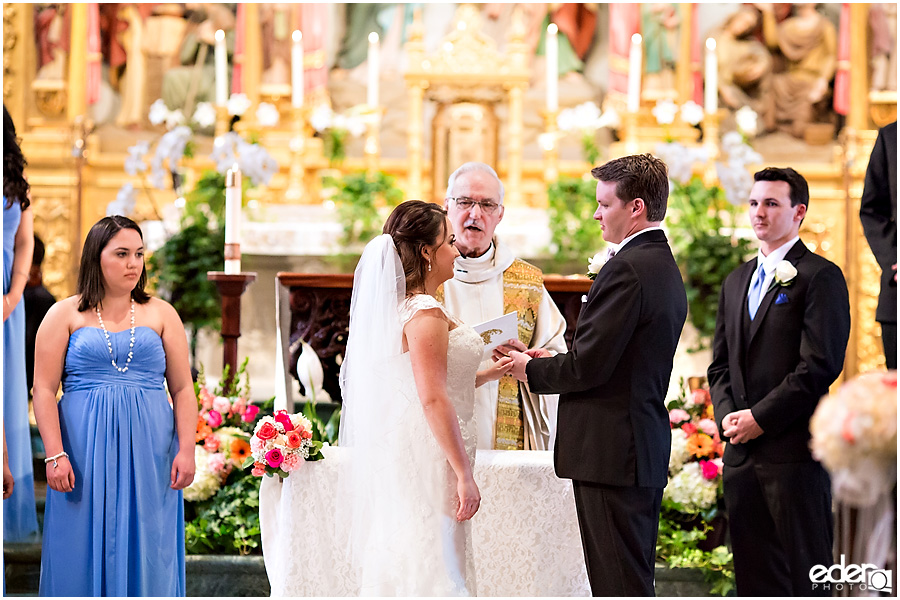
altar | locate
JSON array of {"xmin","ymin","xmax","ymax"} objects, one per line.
[{"xmin": 259, "ymin": 446, "xmax": 590, "ymax": 596}]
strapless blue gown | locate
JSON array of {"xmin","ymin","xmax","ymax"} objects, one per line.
[
  {"xmin": 39, "ymin": 326, "xmax": 185, "ymax": 597},
  {"xmin": 3, "ymin": 199, "xmax": 39, "ymax": 543}
]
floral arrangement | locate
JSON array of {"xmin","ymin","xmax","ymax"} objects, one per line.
[
  {"xmin": 552, "ymin": 101, "xmax": 620, "ymax": 165},
  {"xmin": 810, "ymin": 371, "xmax": 897, "ymax": 507},
  {"xmin": 657, "ymin": 379, "xmax": 734, "ymax": 596},
  {"xmin": 309, "ymin": 103, "xmax": 371, "ymax": 165},
  {"xmin": 245, "ymin": 410, "xmax": 324, "ymax": 478},
  {"xmin": 185, "ymin": 359, "xmax": 261, "ymax": 502}
]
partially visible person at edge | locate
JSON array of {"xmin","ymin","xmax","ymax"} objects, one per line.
[
  {"xmin": 3, "ymin": 103, "xmax": 39, "ymax": 544},
  {"xmin": 33, "ymin": 216, "xmax": 197, "ymax": 596},
  {"xmin": 440, "ymin": 162, "xmax": 568, "ymax": 451},
  {"xmin": 24, "ymin": 234, "xmax": 57, "ymax": 394}
]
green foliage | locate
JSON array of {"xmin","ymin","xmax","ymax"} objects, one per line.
[
  {"xmin": 323, "ymin": 129, "xmax": 348, "ymax": 166},
  {"xmin": 668, "ymin": 178, "xmax": 753, "ymax": 350},
  {"xmin": 185, "ymin": 472, "xmax": 262, "ymax": 555},
  {"xmin": 302, "ymin": 400, "xmax": 341, "ymax": 446},
  {"xmin": 546, "ymin": 175, "xmax": 605, "ymax": 271},
  {"xmin": 324, "ymin": 171, "xmax": 404, "ymax": 247},
  {"xmin": 657, "ymin": 506, "xmax": 735, "ymax": 596},
  {"xmin": 579, "ymin": 132, "xmax": 601, "ymax": 165}
]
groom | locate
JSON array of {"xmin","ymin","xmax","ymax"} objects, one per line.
[{"xmin": 508, "ymin": 154, "xmax": 687, "ymax": 596}]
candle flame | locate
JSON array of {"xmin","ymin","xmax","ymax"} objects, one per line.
[
  {"xmin": 368, "ymin": 32, "xmax": 379, "ymax": 44},
  {"xmin": 631, "ymin": 33, "xmax": 642, "ymax": 45},
  {"xmin": 292, "ymin": 30, "xmax": 302, "ymax": 43},
  {"xmin": 215, "ymin": 29, "xmax": 225, "ymax": 42},
  {"xmin": 706, "ymin": 37, "xmax": 716, "ymax": 51},
  {"xmin": 548, "ymin": 23, "xmax": 558, "ymax": 35}
]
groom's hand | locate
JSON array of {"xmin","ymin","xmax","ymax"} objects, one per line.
[
  {"xmin": 508, "ymin": 350, "xmax": 531, "ymax": 382},
  {"xmin": 492, "ymin": 338, "xmax": 527, "ymax": 362},
  {"xmin": 722, "ymin": 409, "xmax": 763, "ymax": 444}
]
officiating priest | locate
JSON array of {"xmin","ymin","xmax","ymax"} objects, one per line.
[{"xmin": 437, "ymin": 162, "xmax": 567, "ymax": 451}]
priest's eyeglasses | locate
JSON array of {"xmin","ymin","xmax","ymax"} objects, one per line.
[{"xmin": 450, "ymin": 197, "xmax": 501, "ymax": 214}]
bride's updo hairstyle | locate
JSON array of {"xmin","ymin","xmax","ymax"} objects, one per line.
[{"xmin": 383, "ymin": 200, "xmax": 448, "ymax": 294}]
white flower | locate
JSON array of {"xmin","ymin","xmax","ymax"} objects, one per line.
[
  {"xmin": 573, "ymin": 101, "xmax": 602, "ymax": 128},
  {"xmin": 184, "ymin": 446, "xmax": 222, "ymax": 502},
  {"xmin": 556, "ymin": 107, "xmax": 579, "ymax": 132},
  {"xmin": 597, "ymin": 107, "xmax": 621, "ymax": 130},
  {"xmin": 148, "ymin": 166, "xmax": 168, "ymax": 190},
  {"xmin": 680, "ymin": 101, "xmax": 704, "ymax": 126},
  {"xmin": 735, "ymin": 106, "xmax": 759, "ymax": 137},
  {"xmin": 664, "ymin": 461, "xmax": 719, "ymax": 512},
  {"xmin": 309, "ymin": 104, "xmax": 334, "ymax": 132},
  {"xmin": 256, "ymin": 102, "xmax": 280, "ymax": 127},
  {"xmin": 148, "ymin": 99, "xmax": 170, "ymax": 125},
  {"xmin": 124, "ymin": 141, "xmax": 149, "ymax": 175},
  {"xmin": 654, "ymin": 142, "xmax": 706, "ymax": 185},
  {"xmin": 773, "ymin": 260, "xmax": 798, "ymax": 286},
  {"xmin": 192, "ymin": 102, "xmax": 217, "ymax": 129},
  {"xmin": 211, "ymin": 132, "xmax": 241, "ymax": 173},
  {"xmin": 107, "ymin": 183, "xmax": 137, "ymax": 217},
  {"xmin": 587, "ymin": 251, "xmax": 606, "ymax": 276},
  {"xmin": 154, "ymin": 126, "xmax": 191, "ymax": 174},
  {"xmin": 715, "ymin": 161, "xmax": 753, "ymax": 206},
  {"xmin": 165, "ymin": 109, "xmax": 185, "ymax": 129},
  {"xmin": 652, "ymin": 99, "xmax": 679, "ymax": 125},
  {"xmin": 227, "ymin": 93, "xmax": 251, "ymax": 117},
  {"xmin": 344, "ymin": 115, "xmax": 367, "ymax": 138},
  {"xmin": 668, "ymin": 429, "xmax": 692, "ymax": 474}
]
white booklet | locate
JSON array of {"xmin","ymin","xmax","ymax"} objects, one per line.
[{"xmin": 473, "ymin": 311, "xmax": 518, "ymax": 359}]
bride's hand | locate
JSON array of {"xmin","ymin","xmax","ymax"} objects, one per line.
[
  {"xmin": 456, "ymin": 475, "xmax": 481, "ymax": 521},
  {"xmin": 476, "ymin": 356, "xmax": 514, "ymax": 387}
]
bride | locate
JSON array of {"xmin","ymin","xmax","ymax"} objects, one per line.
[{"xmin": 338, "ymin": 200, "xmax": 512, "ymax": 596}]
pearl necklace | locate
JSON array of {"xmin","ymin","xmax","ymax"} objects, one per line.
[{"xmin": 96, "ymin": 298, "xmax": 136, "ymax": 373}]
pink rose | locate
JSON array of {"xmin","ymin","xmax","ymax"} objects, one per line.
[
  {"xmin": 286, "ymin": 430, "xmax": 303, "ymax": 449},
  {"xmin": 281, "ymin": 453, "xmax": 301, "ymax": 472},
  {"xmin": 711, "ymin": 458, "xmax": 724, "ymax": 471},
  {"xmin": 691, "ymin": 388, "xmax": 711, "ymax": 406},
  {"xmin": 274, "ymin": 411, "xmax": 294, "ymax": 432},
  {"xmin": 265, "ymin": 448, "xmax": 284, "ymax": 469},
  {"xmin": 213, "ymin": 396, "xmax": 232, "ymax": 415},
  {"xmin": 256, "ymin": 421, "xmax": 278, "ymax": 440},
  {"xmin": 681, "ymin": 422, "xmax": 697, "ymax": 436},
  {"xmin": 250, "ymin": 436, "xmax": 264, "ymax": 454},
  {"xmin": 205, "ymin": 410, "xmax": 223, "ymax": 428},
  {"xmin": 251, "ymin": 463, "xmax": 266, "ymax": 477},
  {"xmin": 204, "ymin": 435, "xmax": 221, "ymax": 453},
  {"xmin": 242, "ymin": 405, "xmax": 260, "ymax": 423},
  {"xmin": 668, "ymin": 409, "xmax": 690, "ymax": 425},
  {"xmin": 231, "ymin": 398, "xmax": 247, "ymax": 417},
  {"xmin": 700, "ymin": 459, "xmax": 720, "ymax": 480},
  {"xmin": 208, "ymin": 452, "xmax": 226, "ymax": 473},
  {"xmin": 697, "ymin": 418, "xmax": 718, "ymax": 437}
]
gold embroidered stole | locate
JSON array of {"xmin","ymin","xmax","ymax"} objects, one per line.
[{"xmin": 435, "ymin": 259, "xmax": 543, "ymax": 450}]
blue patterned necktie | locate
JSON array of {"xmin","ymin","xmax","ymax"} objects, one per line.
[{"xmin": 748, "ymin": 262, "xmax": 767, "ymax": 320}]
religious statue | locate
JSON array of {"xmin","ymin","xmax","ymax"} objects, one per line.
[
  {"xmin": 760, "ymin": 3, "xmax": 837, "ymax": 139},
  {"xmin": 641, "ymin": 3, "xmax": 680, "ymax": 101},
  {"xmin": 34, "ymin": 3, "xmax": 67, "ymax": 81},
  {"xmin": 160, "ymin": 3, "xmax": 235, "ymax": 118},
  {"xmin": 713, "ymin": 6, "xmax": 775, "ymax": 134},
  {"xmin": 869, "ymin": 3, "xmax": 897, "ymax": 92},
  {"xmin": 260, "ymin": 3, "xmax": 293, "ymax": 87}
]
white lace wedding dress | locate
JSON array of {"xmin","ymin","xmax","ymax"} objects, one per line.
[{"xmin": 354, "ymin": 294, "xmax": 483, "ymax": 596}]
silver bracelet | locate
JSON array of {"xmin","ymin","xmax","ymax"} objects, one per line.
[{"xmin": 44, "ymin": 451, "xmax": 68, "ymax": 468}]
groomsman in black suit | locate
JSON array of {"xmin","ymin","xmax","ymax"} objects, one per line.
[
  {"xmin": 508, "ymin": 154, "xmax": 687, "ymax": 596},
  {"xmin": 860, "ymin": 121, "xmax": 897, "ymax": 369},
  {"xmin": 708, "ymin": 167, "xmax": 850, "ymax": 596}
]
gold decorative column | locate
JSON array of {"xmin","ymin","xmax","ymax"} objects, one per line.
[
  {"xmin": 506, "ymin": 84, "xmax": 525, "ymax": 206},
  {"xmin": 847, "ymin": 3, "xmax": 869, "ymax": 132},
  {"xmin": 407, "ymin": 83, "xmax": 426, "ymax": 200},
  {"xmin": 284, "ymin": 106, "xmax": 308, "ymax": 202},
  {"xmin": 242, "ymin": 3, "xmax": 262, "ymax": 122},
  {"xmin": 3, "ymin": 3, "xmax": 35, "ymax": 127},
  {"xmin": 67, "ymin": 3, "xmax": 89, "ymax": 121}
]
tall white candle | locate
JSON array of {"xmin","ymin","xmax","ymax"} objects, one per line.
[
  {"xmin": 627, "ymin": 33, "xmax": 642, "ymax": 113},
  {"xmin": 215, "ymin": 29, "xmax": 227, "ymax": 106},
  {"xmin": 367, "ymin": 32, "xmax": 379, "ymax": 108},
  {"xmin": 546, "ymin": 23, "xmax": 558, "ymax": 112},
  {"xmin": 704, "ymin": 38, "xmax": 718, "ymax": 115},
  {"xmin": 291, "ymin": 30, "xmax": 304, "ymax": 108},
  {"xmin": 224, "ymin": 164, "xmax": 241, "ymax": 274}
]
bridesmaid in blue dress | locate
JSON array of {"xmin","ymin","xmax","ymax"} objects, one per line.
[
  {"xmin": 3, "ymin": 104, "xmax": 39, "ymax": 543},
  {"xmin": 33, "ymin": 216, "xmax": 197, "ymax": 596}
]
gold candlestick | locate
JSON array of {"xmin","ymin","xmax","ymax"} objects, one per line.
[
  {"xmin": 541, "ymin": 109, "xmax": 560, "ymax": 183},
  {"xmin": 215, "ymin": 105, "xmax": 230, "ymax": 137},
  {"xmin": 702, "ymin": 111, "xmax": 721, "ymax": 186},
  {"xmin": 624, "ymin": 110, "xmax": 640, "ymax": 155}
]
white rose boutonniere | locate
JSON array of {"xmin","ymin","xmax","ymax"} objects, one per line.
[
  {"xmin": 773, "ymin": 260, "xmax": 798, "ymax": 288},
  {"xmin": 587, "ymin": 251, "xmax": 606, "ymax": 280}
]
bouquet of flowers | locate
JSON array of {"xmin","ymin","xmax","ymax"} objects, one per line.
[
  {"xmin": 810, "ymin": 371, "xmax": 897, "ymax": 507},
  {"xmin": 665, "ymin": 383, "xmax": 725, "ymax": 514},
  {"xmin": 185, "ymin": 359, "xmax": 261, "ymax": 502},
  {"xmin": 244, "ymin": 410, "xmax": 324, "ymax": 479}
]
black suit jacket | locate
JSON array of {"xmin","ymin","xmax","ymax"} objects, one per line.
[
  {"xmin": 860, "ymin": 121, "xmax": 897, "ymax": 324},
  {"xmin": 526, "ymin": 230, "xmax": 687, "ymax": 488},
  {"xmin": 708, "ymin": 240, "xmax": 850, "ymax": 467}
]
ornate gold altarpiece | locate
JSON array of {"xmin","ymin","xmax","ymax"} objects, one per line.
[{"xmin": 2, "ymin": 2, "xmax": 895, "ymax": 376}]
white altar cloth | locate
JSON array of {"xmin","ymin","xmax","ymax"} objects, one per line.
[{"xmin": 259, "ymin": 446, "xmax": 591, "ymax": 596}]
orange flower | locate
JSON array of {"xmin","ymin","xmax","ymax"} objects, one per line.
[
  {"xmin": 687, "ymin": 433, "xmax": 715, "ymax": 459},
  {"xmin": 704, "ymin": 403, "xmax": 715, "ymax": 420},
  {"xmin": 196, "ymin": 415, "xmax": 212, "ymax": 443},
  {"xmin": 231, "ymin": 438, "xmax": 251, "ymax": 462}
]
